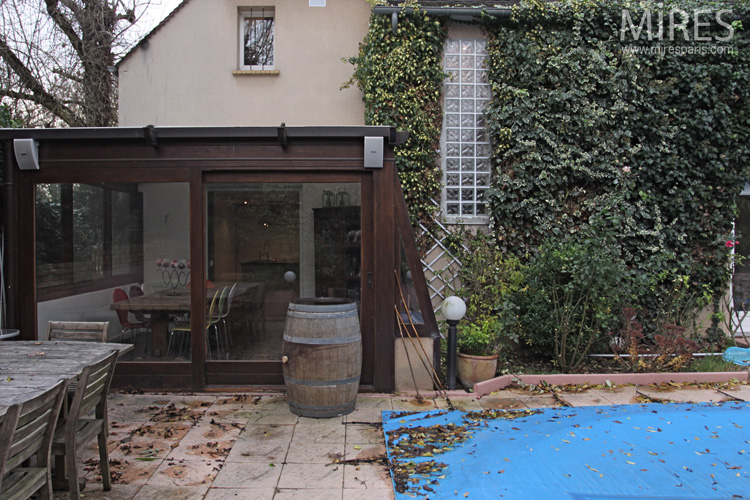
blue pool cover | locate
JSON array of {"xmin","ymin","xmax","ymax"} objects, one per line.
[{"xmin": 383, "ymin": 402, "xmax": 750, "ymax": 499}]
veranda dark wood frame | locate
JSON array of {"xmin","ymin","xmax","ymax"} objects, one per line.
[{"xmin": 1, "ymin": 126, "xmax": 440, "ymax": 392}]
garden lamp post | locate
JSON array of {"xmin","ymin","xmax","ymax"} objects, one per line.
[{"xmin": 441, "ymin": 296, "xmax": 466, "ymax": 390}]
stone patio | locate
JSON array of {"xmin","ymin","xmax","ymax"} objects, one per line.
[{"xmin": 57, "ymin": 382, "xmax": 749, "ymax": 500}]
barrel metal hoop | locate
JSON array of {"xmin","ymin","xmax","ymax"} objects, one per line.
[
  {"xmin": 288, "ymin": 301, "xmax": 357, "ymax": 314},
  {"xmin": 282, "ymin": 334, "xmax": 361, "ymax": 345},
  {"xmin": 288, "ymin": 400, "xmax": 356, "ymax": 412},
  {"xmin": 283, "ymin": 375, "xmax": 360, "ymax": 387},
  {"xmin": 287, "ymin": 310, "xmax": 357, "ymax": 320}
]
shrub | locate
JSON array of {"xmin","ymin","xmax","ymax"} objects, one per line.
[{"xmin": 506, "ymin": 236, "xmax": 631, "ymax": 372}]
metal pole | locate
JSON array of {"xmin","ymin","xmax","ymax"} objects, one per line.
[{"xmin": 447, "ymin": 319, "xmax": 458, "ymax": 390}]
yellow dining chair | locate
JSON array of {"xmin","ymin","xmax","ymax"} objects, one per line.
[{"xmin": 168, "ymin": 287, "xmax": 226, "ymax": 359}]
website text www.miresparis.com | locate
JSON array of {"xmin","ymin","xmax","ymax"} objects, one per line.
[
  {"xmin": 620, "ymin": 7, "xmax": 738, "ymax": 57},
  {"xmin": 623, "ymin": 44, "xmax": 737, "ymax": 56}
]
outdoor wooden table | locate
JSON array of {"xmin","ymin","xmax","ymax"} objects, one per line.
[
  {"xmin": 110, "ymin": 283, "xmax": 261, "ymax": 357},
  {"xmin": 0, "ymin": 340, "xmax": 131, "ymax": 495},
  {"xmin": 0, "ymin": 340, "xmax": 132, "ymax": 411}
]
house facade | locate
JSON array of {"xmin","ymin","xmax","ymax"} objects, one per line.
[{"xmin": 118, "ymin": 0, "xmax": 371, "ymax": 127}]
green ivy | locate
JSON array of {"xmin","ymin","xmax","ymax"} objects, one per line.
[
  {"xmin": 344, "ymin": 1, "xmax": 447, "ymax": 225},
  {"xmin": 483, "ymin": 0, "xmax": 750, "ymax": 339}
]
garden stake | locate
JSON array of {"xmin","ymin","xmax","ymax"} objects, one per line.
[{"xmin": 395, "ymin": 307, "xmax": 423, "ymax": 402}]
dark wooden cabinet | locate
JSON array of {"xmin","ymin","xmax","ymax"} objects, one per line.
[{"xmin": 314, "ymin": 206, "xmax": 361, "ymax": 301}]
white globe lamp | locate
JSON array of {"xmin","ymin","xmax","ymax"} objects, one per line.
[{"xmin": 441, "ymin": 296, "xmax": 466, "ymax": 390}]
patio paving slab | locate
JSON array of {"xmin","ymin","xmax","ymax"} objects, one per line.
[
  {"xmin": 276, "ymin": 462, "xmax": 344, "ymax": 489},
  {"xmin": 343, "ymin": 463, "xmax": 392, "ymax": 490},
  {"xmin": 132, "ymin": 484, "xmax": 209, "ymax": 500},
  {"xmin": 274, "ymin": 488, "xmax": 343, "ymax": 500},
  {"xmin": 285, "ymin": 440, "xmax": 345, "ymax": 464},
  {"xmin": 166, "ymin": 421, "xmax": 244, "ymax": 461},
  {"xmin": 212, "ymin": 461, "xmax": 282, "ymax": 489},
  {"xmin": 204, "ymin": 487, "xmax": 276, "ymax": 500},
  {"xmin": 291, "ymin": 417, "xmax": 346, "ymax": 444}
]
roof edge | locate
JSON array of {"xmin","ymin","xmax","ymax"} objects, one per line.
[{"xmin": 0, "ymin": 125, "xmax": 405, "ymax": 144}]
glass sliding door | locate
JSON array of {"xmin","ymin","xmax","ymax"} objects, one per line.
[{"xmin": 205, "ymin": 182, "xmax": 362, "ymax": 362}]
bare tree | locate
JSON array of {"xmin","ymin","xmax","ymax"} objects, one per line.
[{"xmin": 0, "ymin": 0, "xmax": 151, "ymax": 127}]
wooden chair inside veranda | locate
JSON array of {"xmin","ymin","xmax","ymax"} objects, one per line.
[
  {"xmin": 45, "ymin": 321, "xmax": 110, "ymax": 342},
  {"xmin": 0, "ymin": 380, "xmax": 67, "ymax": 500},
  {"xmin": 50, "ymin": 350, "xmax": 118, "ymax": 500}
]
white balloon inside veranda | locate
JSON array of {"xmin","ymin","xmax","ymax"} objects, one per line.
[{"xmin": 284, "ymin": 271, "xmax": 297, "ymax": 283}]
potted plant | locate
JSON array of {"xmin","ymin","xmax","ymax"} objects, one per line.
[{"xmin": 456, "ymin": 315, "xmax": 501, "ymax": 388}]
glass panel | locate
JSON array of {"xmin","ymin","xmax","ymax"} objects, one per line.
[
  {"xmin": 397, "ymin": 233, "xmax": 423, "ymax": 326},
  {"xmin": 112, "ymin": 189, "xmax": 141, "ymax": 276},
  {"xmin": 445, "ymin": 55, "xmax": 460, "ymax": 68},
  {"xmin": 36, "ymin": 182, "xmax": 189, "ymax": 363},
  {"xmin": 461, "ymin": 55, "xmax": 475, "ymax": 68},
  {"xmin": 73, "ymin": 184, "xmax": 104, "ymax": 282},
  {"xmin": 206, "ymin": 182, "xmax": 361, "ymax": 361}
]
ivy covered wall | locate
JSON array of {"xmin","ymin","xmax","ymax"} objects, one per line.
[
  {"xmin": 349, "ymin": 0, "xmax": 750, "ymax": 338},
  {"xmin": 485, "ymin": 0, "xmax": 750, "ymax": 334},
  {"xmin": 345, "ymin": 1, "xmax": 447, "ymax": 225}
]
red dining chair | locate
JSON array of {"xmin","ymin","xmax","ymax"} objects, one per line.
[
  {"xmin": 128, "ymin": 285, "xmax": 151, "ymax": 325},
  {"xmin": 112, "ymin": 288, "xmax": 150, "ymax": 354}
]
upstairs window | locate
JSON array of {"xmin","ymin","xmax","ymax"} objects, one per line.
[
  {"xmin": 443, "ymin": 39, "xmax": 491, "ymax": 220},
  {"xmin": 240, "ymin": 7, "xmax": 275, "ymax": 70}
]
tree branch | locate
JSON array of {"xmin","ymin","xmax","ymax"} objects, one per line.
[
  {"xmin": 45, "ymin": 0, "xmax": 85, "ymax": 60},
  {"xmin": 0, "ymin": 34, "xmax": 83, "ymax": 126}
]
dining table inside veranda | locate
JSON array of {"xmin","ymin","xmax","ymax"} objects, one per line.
[{"xmin": 109, "ymin": 282, "xmax": 262, "ymax": 357}]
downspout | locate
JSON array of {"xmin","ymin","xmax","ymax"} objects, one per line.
[{"xmin": 374, "ymin": 5, "xmax": 513, "ymax": 33}]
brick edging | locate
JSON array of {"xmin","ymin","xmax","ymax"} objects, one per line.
[{"xmin": 473, "ymin": 371, "xmax": 750, "ymax": 396}]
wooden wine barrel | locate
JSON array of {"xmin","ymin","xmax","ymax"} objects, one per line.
[{"xmin": 281, "ymin": 298, "xmax": 362, "ymax": 418}]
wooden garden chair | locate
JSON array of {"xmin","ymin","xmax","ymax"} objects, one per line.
[
  {"xmin": 51, "ymin": 350, "xmax": 118, "ymax": 500},
  {"xmin": 0, "ymin": 380, "xmax": 67, "ymax": 500},
  {"xmin": 45, "ymin": 321, "xmax": 110, "ymax": 342}
]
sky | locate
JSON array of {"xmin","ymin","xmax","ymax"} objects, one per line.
[{"xmin": 138, "ymin": 0, "xmax": 184, "ymax": 35}]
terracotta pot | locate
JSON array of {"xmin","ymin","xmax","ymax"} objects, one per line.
[{"xmin": 457, "ymin": 352, "xmax": 499, "ymax": 389}]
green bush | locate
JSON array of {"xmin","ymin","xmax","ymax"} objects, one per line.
[
  {"xmin": 454, "ymin": 232, "xmax": 523, "ymax": 324},
  {"xmin": 506, "ymin": 236, "xmax": 631, "ymax": 372}
]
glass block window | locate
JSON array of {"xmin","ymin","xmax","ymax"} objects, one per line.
[{"xmin": 443, "ymin": 39, "xmax": 491, "ymax": 219}]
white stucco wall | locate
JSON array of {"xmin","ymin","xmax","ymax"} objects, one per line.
[{"xmin": 118, "ymin": 0, "xmax": 370, "ymax": 126}]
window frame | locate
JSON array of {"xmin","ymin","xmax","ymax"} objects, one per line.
[
  {"xmin": 441, "ymin": 37, "xmax": 492, "ymax": 224},
  {"xmin": 238, "ymin": 7, "xmax": 276, "ymax": 71},
  {"xmin": 35, "ymin": 183, "xmax": 144, "ymax": 302}
]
